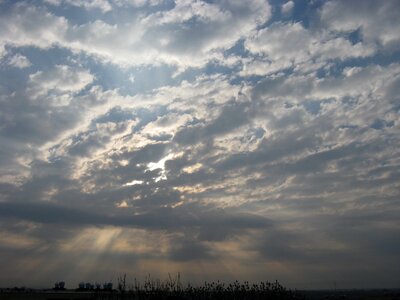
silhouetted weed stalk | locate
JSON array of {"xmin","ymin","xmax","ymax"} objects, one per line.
[{"xmin": 112, "ymin": 273, "xmax": 303, "ymax": 300}]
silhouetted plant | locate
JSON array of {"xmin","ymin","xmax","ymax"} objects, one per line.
[
  {"xmin": 118, "ymin": 273, "xmax": 127, "ymax": 293},
  {"xmin": 72, "ymin": 273, "xmax": 303, "ymax": 300}
]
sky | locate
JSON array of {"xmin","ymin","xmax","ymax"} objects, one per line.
[{"xmin": 0, "ymin": 0, "xmax": 399, "ymax": 290}]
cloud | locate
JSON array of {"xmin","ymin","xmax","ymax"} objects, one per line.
[
  {"xmin": 0, "ymin": 200, "xmax": 270, "ymax": 236},
  {"xmin": 145, "ymin": 0, "xmax": 232, "ymax": 25},
  {"xmin": 0, "ymin": 0, "xmax": 399, "ymax": 290},
  {"xmin": 281, "ymin": 1, "xmax": 294, "ymax": 16},
  {"xmin": 173, "ymin": 98, "xmax": 257, "ymax": 145},
  {"xmin": 243, "ymin": 22, "xmax": 376, "ymax": 77},
  {"xmin": 320, "ymin": 0, "xmax": 400, "ymax": 51},
  {"xmin": 112, "ymin": 0, "xmax": 163, "ymax": 8},
  {"xmin": 0, "ymin": 1, "xmax": 271, "ymax": 70},
  {"xmin": 5, "ymin": 53, "xmax": 32, "ymax": 68},
  {"xmin": 0, "ymin": 3, "xmax": 69, "ymax": 50},
  {"xmin": 28, "ymin": 65, "xmax": 94, "ymax": 98},
  {"xmin": 47, "ymin": 0, "xmax": 113, "ymax": 13}
]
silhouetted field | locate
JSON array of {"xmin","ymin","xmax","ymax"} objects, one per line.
[
  {"xmin": 0, "ymin": 276, "xmax": 302, "ymax": 300},
  {"xmin": 1, "ymin": 275, "xmax": 399, "ymax": 300}
]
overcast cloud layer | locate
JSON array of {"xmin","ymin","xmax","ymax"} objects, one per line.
[{"xmin": 0, "ymin": 0, "xmax": 399, "ymax": 289}]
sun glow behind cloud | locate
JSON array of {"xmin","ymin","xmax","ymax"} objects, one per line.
[{"xmin": 147, "ymin": 152, "xmax": 178, "ymax": 181}]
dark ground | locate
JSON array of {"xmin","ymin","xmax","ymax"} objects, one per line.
[
  {"xmin": 0, "ymin": 289, "xmax": 399, "ymax": 300},
  {"xmin": 301, "ymin": 289, "xmax": 400, "ymax": 300}
]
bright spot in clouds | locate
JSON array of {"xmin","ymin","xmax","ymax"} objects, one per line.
[
  {"xmin": 147, "ymin": 153, "xmax": 175, "ymax": 181},
  {"xmin": 123, "ymin": 180, "xmax": 144, "ymax": 186},
  {"xmin": 117, "ymin": 200, "xmax": 130, "ymax": 208}
]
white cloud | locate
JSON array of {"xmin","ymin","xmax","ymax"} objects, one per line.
[
  {"xmin": 43, "ymin": 0, "xmax": 62, "ymax": 5},
  {"xmin": 29, "ymin": 65, "xmax": 93, "ymax": 94},
  {"xmin": 281, "ymin": 1, "xmax": 294, "ymax": 16},
  {"xmin": 239, "ymin": 57, "xmax": 292, "ymax": 77},
  {"xmin": 144, "ymin": 0, "xmax": 232, "ymax": 25},
  {"xmin": 0, "ymin": 4, "xmax": 68, "ymax": 49},
  {"xmin": 0, "ymin": 45, "xmax": 6, "ymax": 59},
  {"xmin": 28, "ymin": 65, "xmax": 94, "ymax": 106},
  {"xmin": 243, "ymin": 22, "xmax": 376, "ymax": 76},
  {"xmin": 0, "ymin": 1, "xmax": 271, "ymax": 70},
  {"xmin": 112, "ymin": 0, "xmax": 163, "ymax": 7},
  {"xmin": 321, "ymin": 0, "xmax": 400, "ymax": 50},
  {"xmin": 45, "ymin": 0, "xmax": 112, "ymax": 12},
  {"xmin": 314, "ymin": 63, "xmax": 400, "ymax": 100},
  {"xmin": 6, "ymin": 53, "xmax": 31, "ymax": 68}
]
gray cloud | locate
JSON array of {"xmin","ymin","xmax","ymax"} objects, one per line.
[{"xmin": 0, "ymin": 0, "xmax": 399, "ymax": 290}]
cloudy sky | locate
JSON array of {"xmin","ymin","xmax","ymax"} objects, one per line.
[{"xmin": 0, "ymin": 0, "xmax": 399, "ymax": 290}]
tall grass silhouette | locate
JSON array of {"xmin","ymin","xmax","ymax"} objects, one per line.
[{"xmin": 99, "ymin": 273, "xmax": 303, "ymax": 300}]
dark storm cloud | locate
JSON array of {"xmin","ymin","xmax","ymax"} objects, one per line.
[
  {"xmin": 0, "ymin": 201, "xmax": 103, "ymax": 226},
  {"xmin": 117, "ymin": 142, "xmax": 169, "ymax": 164},
  {"xmin": 0, "ymin": 200, "xmax": 270, "ymax": 233},
  {"xmin": 167, "ymin": 235, "xmax": 214, "ymax": 261}
]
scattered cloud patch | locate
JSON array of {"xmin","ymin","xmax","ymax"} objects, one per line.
[
  {"xmin": 281, "ymin": 1, "xmax": 294, "ymax": 16},
  {"xmin": 6, "ymin": 53, "xmax": 31, "ymax": 68},
  {"xmin": 28, "ymin": 65, "xmax": 94, "ymax": 98},
  {"xmin": 45, "ymin": 0, "xmax": 112, "ymax": 12}
]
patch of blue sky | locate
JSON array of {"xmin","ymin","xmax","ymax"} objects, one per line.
[
  {"xmin": 249, "ymin": 127, "xmax": 266, "ymax": 139},
  {"xmin": 224, "ymin": 39, "xmax": 250, "ymax": 57},
  {"xmin": 88, "ymin": 62, "xmax": 135, "ymax": 92},
  {"xmin": 93, "ymin": 106, "xmax": 137, "ymax": 124},
  {"xmin": 69, "ymin": 128, "xmax": 97, "ymax": 142},
  {"xmin": 0, "ymin": 65, "xmax": 29, "ymax": 94},
  {"xmin": 348, "ymin": 28, "xmax": 363, "ymax": 45},
  {"xmin": 0, "ymin": 48, "xmax": 34, "ymax": 88},
  {"xmin": 122, "ymin": 0, "xmax": 176, "ymax": 13},
  {"xmin": 370, "ymin": 119, "xmax": 395, "ymax": 130},
  {"xmin": 93, "ymin": 105, "xmax": 169, "ymax": 131},
  {"xmin": 71, "ymin": 55, "xmax": 176, "ymax": 96},
  {"xmin": 172, "ymin": 60, "xmax": 242, "ymax": 88},
  {"xmin": 366, "ymin": 50, "xmax": 400, "ymax": 66},
  {"xmin": 315, "ymin": 49, "xmax": 400, "ymax": 79},
  {"xmin": 43, "ymin": 0, "xmax": 175, "ymax": 26},
  {"xmin": 204, "ymin": 62, "xmax": 239, "ymax": 76},
  {"xmin": 102, "ymin": 0, "xmax": 176, "ymax": 25},
  {"xmin": 263, "ymin": 0, "xmax": 325, "ymax": 29},
  {"xmin": 341, "ymin": 96, "xmax": 359, "ymax": 108},
  {"xmin": 172, "ymin": 67, "xmax": 203, "ymax": 84},
  {"xmin": 6, "ymin": 46, "xmax": 74, "ymax": 73},
  {"xmin": 45, "ymin": 3, "xmax": 99, "ymax": 25},
  {"xmin": 302, "ymin": 100, "xmax": 321, "ymax": 115},
  {"xmin": 315, "ymin": 62, "xmax": 344, "ymax": 79},
  {"xmin": 127, "ymin": 65, "xmax": 176, "ymax": 94},
  {"xmin": 131, "ymin": 106, "xmax": 169, "ymax": 132},
  {"xmin": 229, "ymin": 75, "xmax": 265, "ymax": 87},
  {"xmin": 231, "ymin": 65, "xmax": 295, "ymax": 87},
  {"xmin": 178, "ymin": 61, "xmax": 239, "ymax": 80},
  {"xmin": 0, "ymin": 0, "xmax": 17, "ymax": 14}
]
